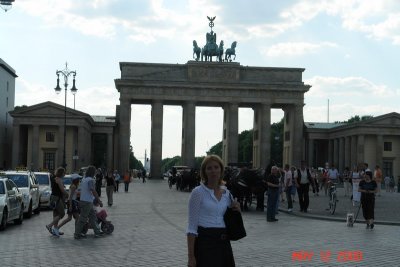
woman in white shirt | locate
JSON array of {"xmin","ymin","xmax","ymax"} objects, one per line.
[{"xmin": 187, "ymin": 155, "xmax": 240, "ymax": 267}]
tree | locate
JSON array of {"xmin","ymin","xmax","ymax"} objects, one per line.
[
  {"xmin": 130, "ymin": 146, "xmax": 144, "ymax": 170},
  {"xmin": 346, "ymin": 115, "xmax": 373, "ymax": 123}
]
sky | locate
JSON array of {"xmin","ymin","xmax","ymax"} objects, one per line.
[{"xmin": 2, "ymin": 0, "xmax": 400, "ymax": 164}]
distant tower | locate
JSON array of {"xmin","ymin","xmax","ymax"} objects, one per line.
[{"xmin": 144, "ymin": 149, "xmax": 150, "ymax": 173}]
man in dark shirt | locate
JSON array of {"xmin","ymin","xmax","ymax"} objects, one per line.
[{"xmin": 265, "ymin": 166, "xmax": 280, "ymax": 222}]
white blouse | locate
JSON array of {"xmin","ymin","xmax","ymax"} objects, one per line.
[{"xmin": 186, "ymin": 183, "xmax": 232, "ymax": 236}]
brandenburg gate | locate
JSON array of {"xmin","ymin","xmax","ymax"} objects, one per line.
[{"xmin": 114, "ymin": 61, "xmax": 310, "ymax": 178}]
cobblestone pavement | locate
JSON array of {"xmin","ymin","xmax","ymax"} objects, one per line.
[{"xmin": 0, "ymin": 179, "xmax": 399, "ymax": 267}]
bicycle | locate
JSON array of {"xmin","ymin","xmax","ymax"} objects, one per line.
[{"xmin": 328, "ymin": 182, "xmax": 338, "ymax": 215}]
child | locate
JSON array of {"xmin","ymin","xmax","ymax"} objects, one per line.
[{"xmin": 58, "ymin": 176, "xmax": 80, "ymax": 234}]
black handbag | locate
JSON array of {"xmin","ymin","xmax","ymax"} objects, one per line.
[{"xmin": 224, "ymin": 193, "xmax": 246, "ymax": 241}]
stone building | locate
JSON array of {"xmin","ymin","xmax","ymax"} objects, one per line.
[
  {"xmin": 304, "ymin": 112, "xmax": 400, "ymax": 184},
  {"xmin": 0, "ymin": 58, "xmax": 17, "ymax": 170},
  {"xmin": 9, "ymin": 101, "xmax": 116, "ymax": 173}
]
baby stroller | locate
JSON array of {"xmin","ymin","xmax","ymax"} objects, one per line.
[{"xmin": 82, "ymin": 206, "xmax": 114, "ymax": 234}]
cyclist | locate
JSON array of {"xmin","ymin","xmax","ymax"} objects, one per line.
[{"xmin": 325, "ymin": 164, "xmax": 340, "ymax": 211}]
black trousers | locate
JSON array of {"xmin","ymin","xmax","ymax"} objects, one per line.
[
  {"xmin": 297, "ymin": 183, "xmax": 310, "ymax": 211},
  {"xmin": 285, "ymin": 187, "xmax": 293, "ymax": 209},
  {"xmin": 195, "ymin": 227, "xmax": 235, "ymax": 267},
  {"xmin": 361, "ymin": 194, "xmax": 375, "ymax": 220}
]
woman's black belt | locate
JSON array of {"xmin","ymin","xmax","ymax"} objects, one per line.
[{"xmin": 197, "ymin": 226, "xmax": 228, "ymax": 241}]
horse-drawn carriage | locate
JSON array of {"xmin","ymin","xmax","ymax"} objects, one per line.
[
  {"xmin": 224, "ymin": 164, "xmax": 267, "ymax": 211},
  {"xmin": 168, "ymin": 166, "xmax": 200, "ymax": 192}
]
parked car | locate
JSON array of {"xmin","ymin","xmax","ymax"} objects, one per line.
[
  {"xmin": 2, "ymin": 170, "xmax": 41, "ymax": 218},
  {"xmin": 34, "ymin": 172, "xmax": 52, "ymax": 208},
  {"xmin": 0, "ymin": 177, "xmax": 24, "ymax": 230}
]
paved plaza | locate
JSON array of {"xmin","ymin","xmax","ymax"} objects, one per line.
[{"xmin": 0, "ymin": 179, "xmax": 399, "ymax": 267}]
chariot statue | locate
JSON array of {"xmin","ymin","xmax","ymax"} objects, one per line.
[{"xmin": 192, "ymin": 16, "xmax": 237, "ymax": 63}]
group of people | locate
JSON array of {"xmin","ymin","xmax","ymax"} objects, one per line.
[
  {"xmin": 45, "ymin": 166, "xmax": 105, "ymax": 239},
  {"xmin": 263, "ymin": 161, "xmax": 381, "ymax": 231}
]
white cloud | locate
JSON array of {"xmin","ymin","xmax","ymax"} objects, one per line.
[
  {"xmin": 305, "ymin": 76, "xmax": 397, "ymax": 98},
  {"xmin": 304, "ymin": 75, "xmax": 400, "ymax": 122},
  {"xmin": 262, "ymin": 41, "xmax": 337, "ymax": 57}
]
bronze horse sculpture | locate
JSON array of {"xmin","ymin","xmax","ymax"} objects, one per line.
[
  {"xmin": 225, "ymin": 41, "xmax": 237, "ymax": 62},
  {"xmin": 193, "ymin": 40, "xmax": 201, "ymax": 61}
]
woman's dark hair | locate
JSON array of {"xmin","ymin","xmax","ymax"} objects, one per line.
[
  {"xmin": 55, "ymin": 167, "xmax": 65, "ymax": 178},
  {"xmin": 85, "ymin": 165, "xmax": 96, "ymax": 178}
]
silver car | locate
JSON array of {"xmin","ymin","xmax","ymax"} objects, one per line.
[
  {"xmin": 3, "ymin": 170, "xmax": 41, "ymax": 218},
  {"xmin": 34, "ymin": 172, "xmax": 52, "ymax": 208},
  {"xmin": 0, "ymin": 177, "xmax": 24, "ymax": 230}
]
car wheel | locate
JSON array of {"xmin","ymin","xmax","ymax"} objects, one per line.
[
  {"xmin": 24, "ymin": 201, "xmax": 33, "ymax": 218},
  {"xmin": 14, "ymin": 205, "xmax": 24, "ymax": 225},
  {"xmin": 0, "ymin": 209, "xmax": 7, "ymax": 231}
]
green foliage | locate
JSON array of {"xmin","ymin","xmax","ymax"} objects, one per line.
[
  {"xmin": 161, "ymin": 119, "xmax": 284, "ymax": 170},
  {"xmin": 270, "ymin": 119, "xmax": 284, "ymax": 167},
  {"xmin": 13, "ymin": 105, "xmax": 28, "ymax": 111},
  {"xmin": 207, "ymin": 142, "xmax": 222, "ymax": 157},
  {"xmin": 346, "ymin": 115, "xmax": 373, "ymax": 123},
  {"xmin": 337, "ymin": 115, "xmax": 374, "ymax": 123},
  {"xmin": 130, "ymin": 146, "xmax": 144, "ymax": 170},
  {"xmin": 238, "ymin": 130, "xmax": 253, "ymax": 163},
  {"xmin": 161, "ymin": 156, "xmax": 182, "ymax": 173}
]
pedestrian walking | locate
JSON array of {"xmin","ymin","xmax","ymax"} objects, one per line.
[
  {"xmin": 123, "ymin": 170, "xmax": 131, "ymax": 192},
  {"xmin": 95, "ymin": 168, "xmax": 103, "ymax": 197},
  {"xmin": 296, "ymin": 161, "xmax": 312, "ymax": 213},
  {"xmin": 343, "ymin": 167, "xmax": 352, "ymax": 197},
  {"xmin": 142, "ymin": 168, "xmax": 146, "ymax": 183},
  {"xmin": 74, "ymin": 166, "xmax": 104, "ymax": 239},
  {"xmin": 114, "ymin": 170, "xmax": 120, "ymax": 192},
  {"xmin": 283, "ymin": 164, "xmax": 293, "ymax": 212},
  {"xmin": 105, "ymin": 170, "xmax": 116, "ymax": 206},
  {"xmin": 265, "ymin": 166, "xmax": 280, "ymax": 222},
  {"xmin": 374, "ymin": 165, "xmax": 383, "ymax": 196},
  {"xmin": 358, "ymin": 171, "xmax": 377, "ymax": 229},
  {"xmin": 45, "ymin": 167, "xmax": 68, "ymax": 237},
  {"xmin": 186, "ymin": 155, "xmax": 240, "ymax": 267},
  {"xmin": 58, "ymin": 176, "xmax": 80, "ymax": 233}
]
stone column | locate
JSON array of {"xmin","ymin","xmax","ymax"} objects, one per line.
[
  {"xmin": 328, "ymin": 139, "xmax": 333, "ymax": 166},
  {"xmin": 252, "ymin": 103, "xmax": 271, "ymax": 168},
  {"xmin": 12, "ymin": 123, "xmax": 20, "ymax": 168},
  {"xmin": 357, "ymin": 135, "xmax": 365, "ymax": 164},
  {"xmin": 150, "ymin": 100, "xmax": 163, "ymax": 179},
  {"xmin": 339, "ymin": 137, "xmax": 345, "ymax": 172},
  {"xmin": 344, "ymin": 136, "xmax": 351, "ymax": 169},
  {"xmin": 119, "ymin": 98, "xmax": 131, "ymax": 174},
  {"xmin": 222, "ymin": 103, "xmax": 239, "ymax": 166},
  {"xmin": 181, "ymin": 101, "xmax": 196, "ymax": 168},
  {"xmin": 292, "ymin": 104, "xmax": 304, "ymax": 168},
  {"xmin": 308, "ymin": 139, "xmax": 314, "ymax": 168},
  {"xmin": 32, "ymin": 125, "xmax": 40, "ymax": 170},
  {"xmin": 107, "ymin": 132, "xmax": 113, "ymax": 169},
  {"xmin": 333, "ymin": 138, "xmax": 339, "ymax": 168},
  {"xmin": 376, "ymin": 135, "xmax": 383, "ymax": 168},
  {"xmin": 350, "ymin": 135, "xmax": 357, "ymax": 167}
]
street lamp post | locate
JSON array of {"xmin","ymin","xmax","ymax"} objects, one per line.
[
  {"xmin": 54, "ymin": 62, "xmax": 77, "ymax": 169},
  {"xmin": 0, "ymin": 0, "xmax": 15, "ymax": 12}
]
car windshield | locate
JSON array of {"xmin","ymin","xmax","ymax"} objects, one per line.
[
  {"xmin": 0, "ymin": 182, "xmax": 4, "ymax": 194},
  {"xmin": 36, "ymin": 174, "xmax": 50, "ymax": 185},
  {"xmin": 6, "ymin": 174, "xmax": 28, "ymax": 188},
  {"xmin": 63, "ymin": 177, "xmax": 72, "ymax": 185}
]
